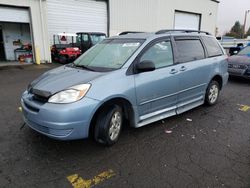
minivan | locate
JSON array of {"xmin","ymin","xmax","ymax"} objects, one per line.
[{"xmin": 21, "ymin": 30, "xmax": 228, "ymax": 145}]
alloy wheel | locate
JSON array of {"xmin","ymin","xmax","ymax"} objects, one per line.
[
  {"xmin": 109, "ymin": 111, "xmax": 122, "ymax": 141},
  {"xmin": 208, "ymin": 84, "xmax": 219, "ymax": 104}
]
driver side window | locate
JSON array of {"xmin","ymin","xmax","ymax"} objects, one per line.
[{"xmin": 140, "ymin": 41, "xmax": 174, "ymax": 69}]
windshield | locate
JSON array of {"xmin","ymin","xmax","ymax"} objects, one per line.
[
  {"xmin": 73, "ymin": 39, "xmax": 144, "ymax": 71},
  {"xmin": 238, "ymin": 46, "xmax": 250, "ymax": 56},
  {"xmin": 76, "ymin": 33, "xmax": 88, "ymax": 43},
  {"xmin": 90, "ymin": 34, "xmax": 106, "ymax": 45}
]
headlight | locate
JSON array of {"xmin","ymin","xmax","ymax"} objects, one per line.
[{"xmin": 48, "ymin": 84, "xmax": 91, "ymax": 104}]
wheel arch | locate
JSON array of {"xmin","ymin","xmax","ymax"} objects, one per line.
[
  {"xmin": 210, "ymin": 75, "xmax": 223, "ymax": 90},
  {"xmin": 88, "ymin": 97, "xmax": 136, "ymax": 138}
]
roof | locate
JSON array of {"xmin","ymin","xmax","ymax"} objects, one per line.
[
  {"xmin": 76, "ymin": 32, "xmax": 106, "ymax": 35},
  {"xmin": 110, "ymin": 30, "xmax": 213, "ymax": 40},
  {"xmin": 112, "ymin": 32, "xmax": 155, "ymax": 39}
]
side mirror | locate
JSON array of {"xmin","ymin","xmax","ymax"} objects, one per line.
[{"xmin": 136, "ymin": 60, "xmax": 156, "ymax": 73}]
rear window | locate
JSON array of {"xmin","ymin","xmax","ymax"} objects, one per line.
[
  {"xmin": 175, "ymin": 39, "xmax": 205, "ymax": 63},
  {"xmin": 202, "ymin": 36, "xmax": 223, "ymax": 57}
]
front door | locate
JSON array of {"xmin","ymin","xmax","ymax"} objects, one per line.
[
  {"xmin": 80, "ymin": 33, "xmax": 91, "ymax": 54},
  {"xmin": 134, "ymin": 39, "xmax": 179, "ymax": 125},
  {"xmin": 0, "ymin": 29, "xmax": 5, "ymax": 60}
]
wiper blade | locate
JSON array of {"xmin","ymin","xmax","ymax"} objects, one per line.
[{"xmin": 72, "ymin": 63, "xmax": 95, "ymax": 71}]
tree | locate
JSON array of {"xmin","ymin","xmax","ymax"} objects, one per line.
[
  {"xmin": 231, "ymin": 21, "xmax": 242, "ymax": 34},
  {"xmin": 225, "ymin": 21, "xmax": 244, "ymax": 39},
  {"xmin": 245, "ymin": 27, "xmax": 250, "ymax": 38}
]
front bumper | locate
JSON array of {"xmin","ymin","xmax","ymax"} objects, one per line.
[
  {"xmin": 21, "ymin": 91, "xmax": 100, "ymax": 140},
  {"xmin": 228, "ymin": 68, "xmax": 250, "ymax": 79}
]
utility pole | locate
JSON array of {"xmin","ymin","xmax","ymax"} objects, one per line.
[{"xmin": 243, "ymin": 10, "xmax": 250, "ymax": 38}]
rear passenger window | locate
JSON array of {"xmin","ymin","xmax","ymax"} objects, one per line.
[
  {"xmin": 202, "ymin": 36, "xmax": 223, "ymax": 57},
  {"xmin": 175, "ymin": 39, "xmax": 205, "ymax": 63},
  {"xmin": 140, "ymin": 41, "xmax": 173, "ymax": 69}
]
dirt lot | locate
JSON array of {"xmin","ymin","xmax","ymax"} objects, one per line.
[{"xmin": 0, "ymin": 65, "xmax": 250, "ymax": 188}]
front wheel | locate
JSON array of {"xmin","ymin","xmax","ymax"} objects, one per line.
[
  {"xmin": 94, "ymin": 105, "xmax": 123, "ymax": 146},
  {"xmin": 205, "ymin": 80, "xmax": 220, "ymax": 106}
]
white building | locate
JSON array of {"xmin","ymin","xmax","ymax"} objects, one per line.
[{"xmin": 0, "ymin": 0, "xmax": 219, "ymax": 64}]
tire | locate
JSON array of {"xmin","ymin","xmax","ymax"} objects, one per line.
[
  {"xmin": 58, "ymin": 55, "xmax": 67, "ymax": 64},
  {"xmin": 205, "ymin": 80, "xmax": 220, "ymax": 106},
  {"xmin": 51, "ymin": 54, "xmax": 55, "ymax": 62},
  {"xmin": 94, "ymin": 105, "xmax": 123, "ymax": 146}
]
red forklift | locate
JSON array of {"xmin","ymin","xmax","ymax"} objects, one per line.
[
  {"xmin": 51, "ymin": 32, "xmax": 106, "ymax": 64},
  {"xmin": 51, "ymin": 33, "xmax": 81, "ymax": 64}
]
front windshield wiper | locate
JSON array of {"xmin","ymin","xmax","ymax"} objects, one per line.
[{"xmin": 72, "ymin": 63, "xmax": 96, "ymax": 71}]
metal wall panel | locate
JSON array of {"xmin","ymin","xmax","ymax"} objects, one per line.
[
  {"xmin": 0, "ymin": 6, "xmax": 30, "ymax": 23},
  {"xmin": 109, "ymin": 0, "xmax": 218, "ymax": 36},
  {"xmin": 47, "ymin": 0, "xmax": 107, "ymax": 44}
]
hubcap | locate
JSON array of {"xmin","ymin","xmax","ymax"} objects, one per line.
[
  {"xmin": 109, "ymin": 111, "xmax": 122, "ymax": 141},
  {"xmin": 208, "ymin": 84, "xmax": 219, "ymax": 104}
]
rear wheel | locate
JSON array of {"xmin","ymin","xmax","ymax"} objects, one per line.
[
  {"xmin": 205, "ymin": 80, "xmax": 220, "ymax": 106},
  {"xmin": 94, "ymin": 105, "xmax": 123, "ymax": 146}
]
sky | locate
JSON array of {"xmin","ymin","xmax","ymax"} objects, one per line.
[{"xmin": 217, "ymin": 0, "xmax": 250, "ymax": 35}]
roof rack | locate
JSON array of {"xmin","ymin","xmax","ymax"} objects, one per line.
[
  {"xmin": 119, "ymin": 31, "xmax": 144, "ymax": 35},
  {"xmin": 155, "ymin": 29, "xmax": 211, "ymax": 35}
]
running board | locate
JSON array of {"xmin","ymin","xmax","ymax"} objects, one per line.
[
  {"xmin": 137, "ymin": 108, "xmax": 176, "ymax": 128},
  {"xmin": 137, "ymin": 97, "xmax": 204, "ymax": 128}
]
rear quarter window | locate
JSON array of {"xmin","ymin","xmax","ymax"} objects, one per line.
[
  {"xmin": 202, "ymin": 36, "xmax": 223, "ymax": 57},
  {"xmin": 175, "ymin": 39, "xmax": 205, "ymax": 63}
]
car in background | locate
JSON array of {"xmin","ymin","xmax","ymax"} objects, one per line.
[
  {"xmin": 228, "ymin": 44, "xmax": 250, "ymax": 79},
  {"xmin": 76, "ymin": 32, "xmax": 106, "ymax": 54},
  {"xmin": 21, "ymin": 30, "xmax": 228, "ymax": 146},
  {"xmin": 51, "ymin": 32, "xmax": 106, "ymax": 64},
  {"xmin": 217, "ymin": 36, "xmax": 250, "ymax": 56}
]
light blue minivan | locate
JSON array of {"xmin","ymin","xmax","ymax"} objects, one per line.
[{"xmin": 21, "ymin": 30, "xmax": 228, "ymax": 145}]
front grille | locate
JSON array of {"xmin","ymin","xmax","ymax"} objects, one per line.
[
  {"xmin": 238, "ymin": 64, "xmax": 247, "ymax": 69},
  {"xmin": 32, "ymin": 94, "xmax": 48, "ymax": 103},
  {"xmin": 228, "ymin": 64, "xmax": 247, "ymax": 69},
  {"xmin": 246, "ymin": 68, "xmax": 250, "ymax": 75},
  {"xmin": 25, "ymin": 118, "xmax": 73, "ymax": 137}
]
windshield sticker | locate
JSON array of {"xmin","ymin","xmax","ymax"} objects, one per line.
[{"xmin": 122, "ymin": 43, "xmax": 140, "ymax": 47}]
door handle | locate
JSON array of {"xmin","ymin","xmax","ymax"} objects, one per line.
[
  {"xmin": 179, "ymin": 66, "xmax": 187, "ymax": 71},
  {"xmin": 170, "ymin": 69, "xmax": 178, "ymax": 74}
]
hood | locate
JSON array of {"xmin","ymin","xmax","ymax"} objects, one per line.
[
  {"xmin": 30, "ymin": 65, "xmax": 106, "ymax": 97},
  {"xmin": 228, "ymin": 55, "xmax": 250, "ymax": 65}
]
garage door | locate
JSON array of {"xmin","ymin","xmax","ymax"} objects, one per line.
[
  {"xmin": 47, "ymin": 0, "xmax": 107, "ymax": 44},
  {"xmin": 0, "ymin": 6, "xmax": 30, "ymax": 23},
  {"xmin": 174, "ymin": 11, "xmax": 200, "ymax": 30}
]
